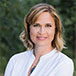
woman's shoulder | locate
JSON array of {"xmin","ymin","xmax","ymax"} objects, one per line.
[
  {"xmin": 9, "ymin": 49, "xmax": 33, "ymax": 63},
  {"xmin": 52, "ymin": 51, "xmax": 74, "ymax": 76},
  {"xmin": 58, "ymin": 52, "xmax": 74, "ymax": 68},
  {"xmin": 54, "ymin": 52, "xmax": 74, "ymax": 75},
  {"xmin": 59, "ymin": 52, "xmax": 73, "ymax": 63},
  {"xmin": 13, "ymin": 50, "xmax": 32, "ymax": 57}
]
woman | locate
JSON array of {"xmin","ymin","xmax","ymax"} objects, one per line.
[{"xmin": 4, "ymin": 3, "xmax": 74, "ymax": 76}]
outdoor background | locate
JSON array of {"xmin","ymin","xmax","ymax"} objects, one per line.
[{"xmin": 0, "ymin": 0, "xmax": 76, "ymax": 76}]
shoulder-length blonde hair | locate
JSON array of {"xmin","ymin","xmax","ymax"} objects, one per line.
[{"xmin": 19, "ymin": 3, "xmax": 65, "ymax": 51}]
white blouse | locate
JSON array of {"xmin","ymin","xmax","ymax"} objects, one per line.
[{"xmin": 4, "ymin": 48, "xmax": 74, "ymax": 76}]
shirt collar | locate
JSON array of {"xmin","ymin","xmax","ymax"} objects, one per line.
[{"xmin": 31, "ymin": 48, "xmax": 57, "ymax": 60}]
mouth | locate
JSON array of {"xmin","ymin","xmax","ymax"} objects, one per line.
[{"xmin": 37, "ymin": 36, "xmax": 47, "ymax": 40}]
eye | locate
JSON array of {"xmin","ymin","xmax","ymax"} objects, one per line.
[
  {"xmin": 32, "ymin": 23, "xmax": 40, "ymax": 27},
  {"xmin": 46, "ymin": 24, "xmax": 52, "ymax": 27}
]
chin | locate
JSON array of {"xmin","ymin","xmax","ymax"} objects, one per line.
[{"xmin": 35, "ymin": 43, "xmax": 49, "ymax": 47}]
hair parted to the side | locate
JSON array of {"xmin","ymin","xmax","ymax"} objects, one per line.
[{"xmin": 19, "ymin": 3, "xmax": 65, "ymax": 51}]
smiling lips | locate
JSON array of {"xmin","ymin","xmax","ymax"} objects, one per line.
[{"xmin": 37, "ymin": 36, "xmax": 47, "ymax": 40}]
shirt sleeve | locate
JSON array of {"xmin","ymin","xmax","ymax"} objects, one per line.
[
  {"xmin": 4, "ymin": 56, "xmax": 14, "ymax": 76},
  {"xmin": 55, "ymin": 59, "xmax": 74, "ymax": 76}
]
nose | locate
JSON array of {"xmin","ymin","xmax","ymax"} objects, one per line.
[{"xmin": 38, "ymin": 26, "xmax": 46, "ymax": 34}]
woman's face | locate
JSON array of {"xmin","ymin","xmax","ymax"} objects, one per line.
[{"xmin": 30, "ymin": 12, "xmax": 55, "ymax": 47}]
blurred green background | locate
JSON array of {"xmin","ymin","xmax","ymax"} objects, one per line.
[{"xmin": 0, "ymin": 0, "xmax": 76, "ymax": 76}]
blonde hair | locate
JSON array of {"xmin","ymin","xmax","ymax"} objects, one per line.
[{"xmin": 20, "ymin": 3, "xmax": 65, "ymax": 51}]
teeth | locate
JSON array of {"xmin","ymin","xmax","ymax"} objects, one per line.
[
  {"xmin": 37, "ymin": 37, "xmax": 47, "ymax": 40},
  {"xmin": 39, "ymin": 37, "xmax": 45, "ymax": 39}
]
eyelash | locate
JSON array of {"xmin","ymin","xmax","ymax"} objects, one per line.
[
  {"xmin": 46, "ymin": 24, "xmax": 52, "ymax": 27},
  {"xmin": 32, "ymin": 24, "xmax": 52, "ymax": 27},
  {"xmin": 33, "ymin": 24, "xmax": 40, "ymax": 27}
]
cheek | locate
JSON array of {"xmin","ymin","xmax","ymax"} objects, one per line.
[
  {"xmin": 30, "ymin": 28, "xmax": 37, "ymax": 39},
  {"xmin": 48, "ymin": 29, "xmax": 55, "ymax": 40},
  {"xmin": 30, "ymin": 28, "xmax": 37, "ymax": 35}
]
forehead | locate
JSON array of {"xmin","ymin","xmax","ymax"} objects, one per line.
[{"xmin": 35, "ymin": 12, "xmax": 55, "ymax": 25}]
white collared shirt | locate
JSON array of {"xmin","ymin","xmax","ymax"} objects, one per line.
[{"xmin": 4, "ymin": 48, "xmax": 74, "ymax": 76}]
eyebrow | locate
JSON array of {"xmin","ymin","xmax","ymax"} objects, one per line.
[{"xmin": 34, "ymin": 23, "xmax": 52, "ymax": 25}]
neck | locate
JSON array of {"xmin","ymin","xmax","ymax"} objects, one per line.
[{"xmin": 33, "ymin": 45, "xmax": 54, "ymax": 58}]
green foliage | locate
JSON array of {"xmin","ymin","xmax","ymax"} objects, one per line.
[
  {"xmin": 73, "ymin": 59, "xmax": 76, "ymax": 76},
  {"xmin": 0, "ymin": 0, "xmax": 25, "ymax": 74},
  {"xmin": 0, "ymin": 57, "xmax": 7, "ymax": 74},
  {"xmin": 0, "ymin": 0, "xmax": 76, "ymax": 75}
]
